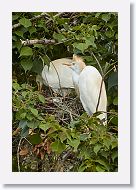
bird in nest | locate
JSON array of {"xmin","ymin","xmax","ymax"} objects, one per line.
[{"xmin": 63, "ymin": 54, "xmax": 107, "ymax": 124}]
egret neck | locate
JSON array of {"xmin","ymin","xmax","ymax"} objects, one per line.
[{"xmin": 71, "ymin": 61, "xmax": 86, "ymax": 95}]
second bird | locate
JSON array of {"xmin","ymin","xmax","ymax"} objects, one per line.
[{"xmin": 64, "ymin": 54, "xmax": 107, "ymax": 124}]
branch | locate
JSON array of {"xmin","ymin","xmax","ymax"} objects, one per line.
[
  {"xmin": 17, "ymin": 138, "xmax": 23, "ymax": 172},
  {"xmin": 20, "ymin": 39, "xmax": 55, "ymax": 46},
  {"xmin": 96, "ymin": 78, "xmax": 104, "ymax": 112}
]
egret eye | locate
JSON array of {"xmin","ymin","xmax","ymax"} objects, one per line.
[{"xmin": 72, "ymin": 62, "xmax": 76, "ymax": 66}]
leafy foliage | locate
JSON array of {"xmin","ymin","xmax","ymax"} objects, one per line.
[{"xmin": 12, "ymin": 12, "xmax": 118, "ymax": 172}]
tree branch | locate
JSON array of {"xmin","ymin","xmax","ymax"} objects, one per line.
[{"xmin": 20, "ymin": 39, "xmax": 55, "ymax": 46}]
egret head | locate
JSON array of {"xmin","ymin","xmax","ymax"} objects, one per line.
[{"xmin": 63, "ymin": 54, "xmax": 86, "ymax": 74}]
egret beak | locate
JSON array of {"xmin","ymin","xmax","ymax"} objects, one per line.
[{"xmin": 63, "ymin": 62, "xmax": 72, "ymax": 67}]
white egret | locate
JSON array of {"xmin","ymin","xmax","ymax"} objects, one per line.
[
  {"xmin": 64, "ymin": 54, "xmax": 107, "ymax": 123},
  {"xmin": 36, "ymin": 58, "xmax": 74, "ymax": 96}
]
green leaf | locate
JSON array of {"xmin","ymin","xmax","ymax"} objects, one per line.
[
  {"xmin": 30, "ymin": 108, "xmax": 38, "ymax": 116},
  {"xmin": 73, "ymin": 42, "xmax": 89, "ymax": 53},
  {"xmin": 28, "ymin": 26, "xmax": 36, "ymax": 35},
  {"xmin": 42, "ymin": 55, "xmax": 50, "ymax": 66},
  {"xmin": 80, "ymin": 133, "xmax": 90, "ymax": 141},
  {"xmin": 96, "ymin": 165, "xmax": 105, "ymax": 172},
  {"xmin": 59, "ymin": 132, "xmax": 67, "ymax": 142},
  {"xmin": 19, "ymin": 18, "xmax": 32, "ymax": 28},
  {"xmin": 78, "ymin": 164, "xmax": 88, "ymax": 172},
  {"xmin": 111, "ymin": 116, "xmax": 118, "ymax": 125},
  {"xmin": 79, "ymin": 148, "xmax": 92, "ymax": 160},
  {"xmin": 22, "ymin": 91, "xmax": 28, "ymax": 98},
  {"xmin": 69, "ymin": 120, "xmax": 80, "ymax": 128},
  {"xmin": 113, "ymin": 97, "xmax": 118, "ymax": 105},
  {"xmin": 101, "ymin": 151, "xmax": 109, "ymax": 159},
  {"xmin": 20, "ymin": 47, "xmax": 33, "ymax": 56},
  {"xmin": 20, "ymin": 126, "xmax": 29, "ymax": 137},
  {"xmin": 53, "ymin": 32, "xmax": 66, "ymax": 42},
  {"xmin": 51, "ymin": 140, "xmax": 66, "ymax": 154},
  {"xmin": 105, "ymin": 30, "xmax": 115, "ymax": 38},
  {"xmin": 108, "ymin": 72, "xmax": 118, "ymax": 90},
  {"xmin": 111, "ymin": 150, "xmax": 118, "ymax": 162},
  {"xmin": 111, "ymin": 140, "xmax": 118, "ymax": 149},
  {"xmin": 39, "ymin": 123, "xmax": 52, "ymax": 132},
  {"xmin": 31, "ymin": 58, "xmax": 43, "ymax": 74},
  {"xmin": 12, "ymin": 35, "xmax": 17, "ymax": 41},
  {"xmin": 102, "ymin": 14, "xmax": 111, "ymax": 22},
  {"xmin": 84, "ymin": 36, "xmax": 96, "ymax": 48},
  {"xmin": 38, "ymin": 94, "xmax": 45, "ymax": 103},
  {"xmin": 103, "ymin": 137, "xmax": 111, "ymax": 149},
  {"xmin": 27, "ymin": 120, "xmax": 39, "ymax": 129},
  {"xmin": 13, "ymin": 81, "xmax": 21, "ymax": 91},
  {"xmin": 95, "ymin": 159, "xmax": 110, "ymax": 171},
  {"xmin": 95, "ymin": 13, "xmax": 101, "ymax": 18},
  {"xmin": 20, "ymin": 112, "xmax": 26, "ymax": 119},
  {"xmin": 20, "ymin": 59, "xmax": 33, "ymax": 73},
  {"xmin": 34, "ymin": 44, "xmax": 44, "ymax": 49},
  {"xmin": 94, "ymin": 144, "xmax": 102, "ymax": 155},
  {"xmin": 12, "ymin": 14, "xmax": 20, "ymax": 21},
  {"xmin": 19, "ymin": 120, "xmax": 27, "ymax": 129},
  {"xmin": 67, "ymin": 138, "xmax": 80, "ymax": 152},
  {"xmin": 26, "ymin": 114, "xmax": 33, "ymax": 121},
  {"xmin": 15, "ymin": 30, "xmax": 24, "ymax": 38},
  {"xmin": 28, "ymin": 133, "xmax": 42, "ymax": 145}
]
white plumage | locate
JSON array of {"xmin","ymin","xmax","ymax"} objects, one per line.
[
  {"xmin": 64, "ymin": 54, "xmax": 107, "ymax": 123},
  {"xmin": 41, "ymin": 58, "xmax": 74, "ymax": 96}
]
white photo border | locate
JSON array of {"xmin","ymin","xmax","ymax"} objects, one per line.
[{"xmin": 0, "ymin": 0, "xmax": 130, "ymax": 184}]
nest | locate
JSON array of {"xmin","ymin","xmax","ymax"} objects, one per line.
[{"xmin": 38, "ymin": 86, "xmax": 84, "ymax": 126}]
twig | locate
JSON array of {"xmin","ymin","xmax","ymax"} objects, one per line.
[
  {"xmin": 17, "ymin": 138, "xmax": 23, "ymax": 172},
  {"xmin": 53, "ymin": 101, "xmax": 79, "ymax": 118},
  {"xmin": 24, "ymin": 137, "xmax": 33, "ymax": 146},
  {"xmin": 103, "ymin": 66, "xmax": 116, "ymax": 78},
  {"xmin": 90, "ymin": 51, "xmax": 104, "ymax": 112},
  {"xmin": 20, "ymin": 39, "xmax": 55, "ymax": 46},
  {"xmin": 96, "ymin": 78, "xmax": 104, "ymax": 112},
  {"xmin": 91, "ymin": 51, "xmax": 104, "ymax": 77},
  {"xmin": 93, "ymin": 111, "xmax": 118, "ymax": 116}
]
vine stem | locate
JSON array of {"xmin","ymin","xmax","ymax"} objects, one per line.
[{"xmin": 91, "ymin": 51, "xmax": 104, "ymax": 77}]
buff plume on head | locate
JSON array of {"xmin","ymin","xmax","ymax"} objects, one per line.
[{"xmin": 72, "ymin": 54, "xmax": 86, "ymax": 71}]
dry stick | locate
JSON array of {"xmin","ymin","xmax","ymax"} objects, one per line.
[
  {"xmin": 103, "ymin": 66, "xmax": 115, "ymax": 79},
  {"xmin": 21, "ymin": 38, "xmax": 73, "ymax": 46},
  {"xmin": 21, "ymin": 39, "xmax": 55, "ymax": 46},
  {"xmin": 91, "ymin": 51, "xmax": 105, "ymax": 113},
  {"xmin": 91, "ymin": 51, "xmax": 104, "ymax": 112},
  {"xmin": 95, "ymin": 78, "xmax": 104, "ymax": 112},
  {"xmin": 24, "ymin": 137, "xmax": 33, "ymax": 146},
  {"xmin": 91, "ymin": 51, "xmax": 104, "ymax": 76},
  {"xmin": 17, "ymin": 138, "xmax": 23, "ymax": 172}
]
